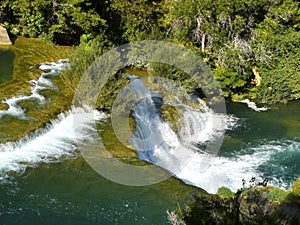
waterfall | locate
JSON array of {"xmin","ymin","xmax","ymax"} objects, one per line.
[
  {"xmin": 0, "ymin": 68, "xmax": 297, "ymax": 193},
  {"xmin": 125, "ymin": 76, "xmax": 240, "ymax": 193},
  {"xmin": 0, "ymin": 59, "xmax": 108, "ymax": 181},
  {"xmin": 0, "ymin": 106, "xmax": 106, "ymax": 181},
  {"xmin": 126, "ymin": 77, "xmax": 298, "ymax": 193}
]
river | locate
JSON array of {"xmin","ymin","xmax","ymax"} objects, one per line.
[{"xmin": 0, "ymin": 48, "xmax": 299, "ymax": 224}]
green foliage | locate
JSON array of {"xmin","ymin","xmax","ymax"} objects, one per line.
[
  {"xmin": 110, "ymin": 0, "xmax": 164, "ymax": 41},
  {"xmin": 162, "ymin": 0, "xmax": 300, "ymax": 103},
  {"xmin": 0, "ymin": 0, "xmax": 108, "ymax": 45},
  {"xmin": 174, "ymin": 185, "xmax": 300, "ymax": 225},
  {"xmin": 148, "ymin": 62, "xmax": 199, "ymax": 94},
  {"xmin": 292, "ymin": 177, "xmax": 300, "ymax": 195},
  {"xmin": 1, "ymin": 0, "xmax": 300, "ymax": 103},
  {"xmin": 217, "ymin": 187, "xmax": 235, "ymax": 198},
  {"xmin": 49, "ymin": 0, "xmax": 107, "ymax": 45},
  {"xmin": 61, "ymin": 37, "xmax": 131, "ymax": 112},
  {"xmin": 267, "ymin": 187, "xmax": 290, "ymax": 203},
  {"xmin": 61, "ymin": 37, "xmax": 113, "ymax": 94},
  {"xmin": 213, "ymin": 67, "xmax": 247, "ymax": 97},
  {"xmin": 257, "ymin": 31, "xmax": 300, "ymax": 103},
  {"xmin": 181, "ymin": 194, "xmax": 237, "ymax": 225}
]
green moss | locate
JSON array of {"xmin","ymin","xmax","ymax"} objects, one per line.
[
  {"xmin": 267, "ymin": 187, "xmax": 290, "ymax": 203},
  {"xmin": 217, "ymin": 186, "xmax": 235, "ymax": 198},
  {"xmin": 0, "ymin": 37, "xmax": 75, "ymax": 143},
  {"xmin": 97, "ymin": 118, "xmax": 148, "ymax": 166},
  {"xmin": 0, "ymin": 37, "xmax": 74, "ymax": 103},
  {"xmin": 292, "ymin": 177, "xmax": 300, "ymax": 195},
  {"xmin": 161, "ymin": 105, "xmax": 181, "ymax": 131},
  {"xmin": 0, "ymin": 102, "xmax": 8, "ymax": 110}
]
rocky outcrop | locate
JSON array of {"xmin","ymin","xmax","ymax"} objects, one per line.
[
  {"xmin": 0, "ymin": 25, "xmax": 12, "ymax": 45},
  {"xmin": 170, "ymin": 185, "xmax": 300, "ymax": 225}
]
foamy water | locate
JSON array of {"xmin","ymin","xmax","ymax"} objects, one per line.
[
  {"xmin": 0, "ymin": 59, "xmax": 107, "ymax": 180},
  {"xmin": 127, "ymin": 78, "xmax": 298, "ymax": 193},
  {"xmin": 0, "ymin": 107, "xmax": 106, "ymax": 179}
]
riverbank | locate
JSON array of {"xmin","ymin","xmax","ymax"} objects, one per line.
[{"xmin": 170, "ymin": 180, "xmax": 300, "ymax": 225}]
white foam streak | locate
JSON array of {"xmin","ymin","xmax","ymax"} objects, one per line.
[
  {"xmin": 0, "ymin": 59, "xmax": 70, "ymax": 119},
  {"xmin": 240, "ymin": 99, "xmax": 268, "ymax": 112},
  {"xmin": 162, "ymin": 139, "xmax": 300, "ymax": 193}
]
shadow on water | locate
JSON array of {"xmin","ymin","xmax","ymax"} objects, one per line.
[{"xmin": 0, "ymin": 47, "xmax": 15, "ymax": 84}]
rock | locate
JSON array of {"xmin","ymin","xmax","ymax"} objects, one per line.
[
  {"xmin": 0, "ymin": 102, "xmax": 8, "ymax": 110},
  {"xmin": 172, "ymin": 186, "xmax": 300, "ymax": 225},
  {"xmin": 0, "ymin": 25, "xmax": 12, "ymax": 45},
  {"xmin": 251, "ymin": 66, "xmax": 261, "ymax": 86}
]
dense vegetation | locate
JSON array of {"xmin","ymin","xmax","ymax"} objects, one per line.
[
  {"xmin": 168, "ymin": 178, "xmax": 300, "ymax": 225},
  {"xmin": 1, "ymin": 0, "xmax": 299, "ymax": 104}
]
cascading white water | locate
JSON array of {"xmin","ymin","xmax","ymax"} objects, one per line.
[
  {"xmin": 0, "ymin": 59, "xmax": 70, "ymax": 119},
  {"xmin": 0, "ymin": 59, "xmax": 108, "ymax": 181},
  {"xmin": 126, "ymin": 77, "xmax": 299, "ymax": 193},
  {"xmin": 124, "ymin": 76, "xmax": 239, "ymax": 193},
  {"xmin": 0, "ymin": 106, "xmax": 106, "ymax": 180}
]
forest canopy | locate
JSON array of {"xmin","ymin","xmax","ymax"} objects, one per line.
[{"xmin": 0, "ymin": 0, "xmax": 299, "ymax": 104}]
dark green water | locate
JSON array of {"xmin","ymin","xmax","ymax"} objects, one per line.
[
  {"xmin": 0, "ymin": 48, "xmax": 14, "ymax": 84},
  {"xmin": 0, "ymin": 158, "xmax": 196, "ymax": 225},
  {"xmin": 221, "ymin": 101, "xmax": 300, "ymax": 187}
]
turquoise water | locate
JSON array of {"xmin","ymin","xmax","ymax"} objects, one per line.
[
  {"xmin": 0, "ymin": 48, "xmax": 14, "ymax": 84},
  {"xmin": 0, "ymin": 101, "xmax": 299, "ymax": 224},
  {"xmin": 222, "ymin": 101, "xmax": 300, "ymax": 187},
  {"xmin": 0, "ymin": 59, "xmax": 299, "ymax": 224}
]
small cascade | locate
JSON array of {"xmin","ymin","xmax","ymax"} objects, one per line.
[
  {"xmin": 0, "ymin": 107, "xmax": 106, "ymax": 180},
  {"xmin": 0, "ymin": 59, "xmax": 70, "ymax": 119}
]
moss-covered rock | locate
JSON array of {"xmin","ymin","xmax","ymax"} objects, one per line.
[{"xmin": 171, "ymin": 182, "xmax": 300, "ymax": 225}]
